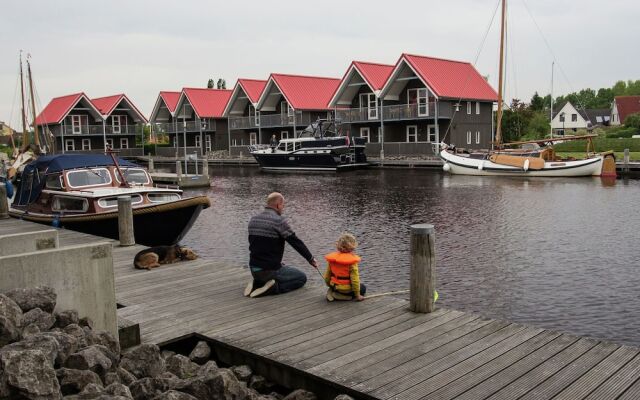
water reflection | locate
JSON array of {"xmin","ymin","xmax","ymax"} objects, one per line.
[{"xmin": 183, "ymin": 168, "xmax": 640, "ymax": 346}]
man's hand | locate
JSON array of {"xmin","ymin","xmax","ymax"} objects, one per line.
[{"xmin": 310, "ymin": 258, "xmax": 319, "ymax": 269}]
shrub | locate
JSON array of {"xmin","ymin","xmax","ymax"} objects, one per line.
[
  {"xmin": 624, "ymin": 113, "xmax": 640, "ymax": 130},
  {"xmin": 554, "ymin": 137, "xmax": 640, "ymax": 152}
]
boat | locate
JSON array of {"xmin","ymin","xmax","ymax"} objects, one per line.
[
  {"xmin": 439, "ymin": 0, "xmax": 615, "ymax": 178},
  {"xmin": 249, "ymin": 119, "xmax": 371, "ymax": 172},
  {"xmin": 9, "ymin": 153, "xmax": 210, "ymax": 246}
]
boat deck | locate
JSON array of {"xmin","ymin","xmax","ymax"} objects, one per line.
[{"xmin": 3, "ymin": 218, "xmax": 640, "ymax": 399}]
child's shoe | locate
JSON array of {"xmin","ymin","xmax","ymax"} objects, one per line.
[{"xmin": 326, "ymin": 288, "xmax": 335, "ymax": 302}]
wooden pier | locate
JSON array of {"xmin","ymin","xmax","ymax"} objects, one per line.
[{"xmin": 3, "ymin": 218, "xmax": 640, "ymax": 399}]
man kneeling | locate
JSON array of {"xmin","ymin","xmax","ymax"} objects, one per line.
[{"xmin": 245, "ymin": 192, "xmax": 319, "ymax": 297}]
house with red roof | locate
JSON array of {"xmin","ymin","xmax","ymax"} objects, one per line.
[
  {"xmin": 149, "ymin": 91, "xmax": 181, "ymax": 145},
  {"xmin": 365, "ymin": 53, "xmax": 498, "ymax": 156},
  {"xmin": 223, "ymin": 79, "xmax": 267, "ymax": 155},
  {"xmin": 35, "ymin": 92, "xmax": 146, "ymax": 155},
  {"xmin": 254, "ymin": 73, "xmax": 341, "ymax": 149},
  {"xmin": 611, "ymin": 96, "xmax": 640, "ymax": 126}
]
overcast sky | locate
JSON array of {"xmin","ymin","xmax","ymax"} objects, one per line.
[{"xmin": 1, "ymin": 0, "xmax": 638, "ymax": 126}]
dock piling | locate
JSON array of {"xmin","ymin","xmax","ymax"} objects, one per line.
[
  {"xmin": 624, "ymin": 148, "xmax": 630, "ymax": 173},
  {"xmin": 202, "ymin": 159, "xmax": 209, "ymax": 178},
  {"xmin": 175, "ymin": 160, "xmax": 183, "ymax": 180},
  {"xmin": 0, "ymin": 183, "xmax": 8, "ymax": 219},
  {"xmin": 410, "ymin": 224, "xmax": 436, "ymax": 313},
  {"xmin": 117, "ymin": 196, "xmax": 135, "ymax": 246},
  {"xmin": 148, "ymin": 157, "xmax": 155, "ymax": 172}
]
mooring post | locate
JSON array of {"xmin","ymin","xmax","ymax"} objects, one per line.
[
  {"xmin": 117, "ymin": 196, "xmax": 135, "ymax": 246},
  {"xmin": 148, "ymin": 156, "xmax": 154, "ymax": 172},
  {"xmin": 0, "ymin": 183, "xmax": 9, "ymax": 219},
  {"xmin": 624, "ymin": 148, "xmax": 630, "ymax": 173},
  {"xmin": 202, "ymin": 158, "xmax": 209, "ymax": 178},
  {"xmin": 176, "ymin": 160, "xmax": 182, "ymax": 179},
  {"xmin": 410, "ymin": 224, "xmax": 436, "ymax": 313}
]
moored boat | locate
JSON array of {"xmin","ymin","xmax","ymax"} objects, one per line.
[{"xmin": 9, "ymin": 154, "xmax": 210, "ymax": 246}]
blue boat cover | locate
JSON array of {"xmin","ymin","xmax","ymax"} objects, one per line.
[{"xmin": 14, "ymin": 154, "xmax": 139, "ymax": 206}]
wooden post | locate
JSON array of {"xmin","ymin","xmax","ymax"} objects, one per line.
[
  {"xmin": 0, "ymin": 183, "xmax": 9, "ymax": 219},
  {"xmin": 148, "ymin": 157, "xmax": 154, "ymax": 172},
  {"xmin": 410, "ymin": 224, "xmax": 436, "ymax": 313},
  {"xmin": 175, "ymin": 160, "xmax": 182, "ymax": 179},
  {"xmin": 201, "ymin": 158, "xmax": 209, "ymax": 178},
  {"xmin": 624, "ymin": 148, "xmax": 630, "ymax": 173},
  {"xmin": 117, "ymin": 196, "xmax": 135, "ymax": 246}
]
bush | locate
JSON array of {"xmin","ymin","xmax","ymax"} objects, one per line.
[
  {"xmin": 624, "ymin": 113, "xmax": 640, "ymax": 130},
  {"xmin": 554, "ymin": 137, "xmax": 640, "ymax": 152},
  {"xmin": 605, "ymin": 127, "xmax": 639, "ymax": 138},
  {"xmin": 143, "ymin": 143, "xmax": 171, "ymax": 156}
]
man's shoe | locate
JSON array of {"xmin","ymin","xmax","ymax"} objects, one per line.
[
  {"xmin": 250, "ymin": 279, "xmax": 276, "ymax": 298},
  {"xmin": 326, "ymin": 288, "xmax": 335, "ymax": 302},
  {"xmin": 244, "ymin": 281, "xmax": 254, "ymax": 297},
  {"xmin": 332, "ymin": 291, "xmax": 353, "ymax": 301}
]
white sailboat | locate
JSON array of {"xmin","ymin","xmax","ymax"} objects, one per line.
[{"xmin": 440, "ymin": 0, "xmax": 614, "ymax": 177}]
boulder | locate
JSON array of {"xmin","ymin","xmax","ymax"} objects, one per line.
[
  {"xmin": 65, "ymin": 345, "xmax": 113, "ymax": 377},
  {"xmin": 56, "ymin": 367, "xmax": 103, "ymax": 395},
  {"xmin": 116, "ymin": 367, "xmax": 137, "ymax": 386},
  {"xmin": 79, "ymin": 317, "xmax": 95, "ymax": 330},
  {"xmin": 120, "ymin": 344, "xmax": 165, "ymax": 379},
  {"xmin": 161, "ymin": 350, "xmax": 176, "ymax": 360},
  {"xmin": 104, "ymin": 383, "xmax": 132, "ymax": 399},
  {"xmin": 85, "ymin": 330, "xmax": 120, "ymax": 359},
  {"xmin": 64, "ymin": 324, "xmax": 88, "ymax": 348},
  {"xmin": 55, "ymin": 310, "xmax": 80, "ymax": 329},
  {"xmin": 165, "ymin": 354, "xmax": 200, "ymax": 379},
  {"xmin": 41, "ymin": 331, "xmax": 80, "ymax": 366},
  {"xmin": 152, "ymin": 390, "xmax": 198, "ymax": 400},
  {"xmin": 231, "ymin": 365, "xmax": 253, "ymax": 382},
  {"xmin": 219, "ymin": 368, "xmax": 248, "ymax": 399},
  {"xmin": 283, "ymin": 389, "xmax": 317, "ymax": 400},
  {"xmin": 333, "ymin": 396, "xmax": 355, "ymax": 400},
  {"xmin": 179, "ymin": 364, "xmax": 224, "ymax": 400},
  {"xmin": 268, "ymin": 392, "xmax": 285, "ymax": 400},
  {"xmin": 22, "ymin": 323, "xmax": 41, "ymax": 338},
  {"xmin": 129, "ymin": 377, "xmax": 162, "ymax": 400},
  {"xmin": 249, "ymin": 375, "xmax": 275, "ymax": 394},
  {"xmin": 188, "ymin": 341, "xmax": 211, "ymax": 365},
  {"xmin": 22, "ymin": 307, "xmax": 56, "ymax": 331},
  {"xmin": 4, "ymin": 286, "xmax": 56, "ymax": 313},
  {"xmin": 0, "ymin": 349, "xmax": 61, "ymax": 399},
  {"xmin": 0, "ymin": 294, "xmax": 23, "ymax": 346},
  {"xmin": 154, "ymin": 371, "xmax": 184, "ymax": 391},
  {"xmin": 103, "ymin": 372, "xmax": 120, "ymax": 386},
  {"xmin": 92, "ymin": 344, "xmax": 120, "ymax": 369},
  {"xmin": 79, "ymin": 382, "xmax": 103, "ymax": 396},
  {"xmin": 1, "ymin": 333, "xmax": 60, "ymax": 366}
]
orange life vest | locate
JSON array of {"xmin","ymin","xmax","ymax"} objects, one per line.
[{"xmin": 325, "ymin": 252, "xmax": 361, "ymax": 286}]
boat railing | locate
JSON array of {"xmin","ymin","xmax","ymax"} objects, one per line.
[{"xmin": 247, "ymin": 144, "xmax": 270, "ymax": 153}]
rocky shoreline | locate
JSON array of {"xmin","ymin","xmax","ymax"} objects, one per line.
[{"xmin": 0, "ymin": 287, "xmax": 354, "ymax": 400}]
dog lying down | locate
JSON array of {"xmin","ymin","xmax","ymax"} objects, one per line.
[{"xmin": 133, "ymin": 245, "xmax": 198, "ymax": 270}]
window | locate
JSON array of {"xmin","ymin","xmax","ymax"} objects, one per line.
[
  {"xmin": 82, "ymin": 139, "xmax": 91, "ymax": 150},
  {"xmin": 65, "ymin": 139, "xmax": 75, "ymax": 151},
  {"xmin": 45, "ymin": 174, "xmax": 63, "ymax": 190},
  {"xmin": 232, "ymin": 139, "xmax": 238, "ymax": 146},
  {"xmin": 476, "ymin": 102, "xmax": 480, "ymax": 115},
  {"xmin": 147, "ymin": 193, "xmax": 181, "ymax": 203},
  {"xmin": 249, "ymin": 132, "xmax": 257, "ymax": 145},
  {"xmin": 571, "ymin": 114, "xmax": 577, "ymax": 122},
  {"xmin": 559, "ymin": 114, "xmax": 565, "ymax": 122},
  {"xmin": 105, "ymin": 138, "xmax": 114, "ymax": 149},
  {"xmin": 454, "ymin": 103, "xmax": 461, "ymax": 112},
  {"xmin": 67, "ymin": 168, "xmax": 112, "ymax": 188},
  {"xmin": 115, "ymin": 168, "xmax": 150, "ymax": 185},
  {"xmin": 408, "ymin": 88, "xmax": 428, "ymax": 116},
  {"xmin": 205, "ymin": 135, "xmax": 212, "ymax": 152},
  {"xmin": 70, "ymin": 115, "xmax": 88, "ymax": 134},
  {"xmin": 467, "ymin": 131, "xmax": 472, "ymax": 145},
  {"xmin": 282, "ymin": 101, "xmax": 294, "ymax": 124},
  {"xmin": 195, "ymin": 135, "xmax": 201, "ymax": 148},
  {"xmin": 467, "ymin": 102, "xmax": 472, "ymax": 115},
  {"xmin": 427, "ymin": 125, "xmax": 437, "ymax": 143},
  {"xmin": 111, "ymin": 115, "xmax": 126, "ymax": 134},
  {"xmin": 52, "ymin": 196, "xmax": 88, "ymax": 213},
  {"xmin": 281, "ymin": 130, "xmax": 291, "ymax": 140},
  {"xmin": 360, "ymin": 93, "xmax": 378, "ymax": 120},
  {"xmin": 172, "ymin": 136, "xmax": 177, "ymax": 148},
  {"xmin": 98, "ymin": 194, "xmax": 143, "ymax": 208},
  {"xmin": 406, "ymin": 125, "xmax": 418, "ymax": 143},
  {"xmin": 249, "ymin": 106, "xmax": 259, "ymax": 126},
  {"xmin": 360, "ymin": 127, "xmax": 370, "ymax": 143},
  {"xmin": 476, "ymin": 131, "xmax": 481, "ymax": 144},
  {"xmin": 120, "ymin": 138, "xmax": 128, "ymax": 149}
]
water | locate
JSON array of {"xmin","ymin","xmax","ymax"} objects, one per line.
[{"xmin": 182, "ymin": 168, "xmax": 640, "ymax": 346}]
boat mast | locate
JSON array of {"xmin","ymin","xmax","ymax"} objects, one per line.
[
  {"xmin": 19, "ymin": 52, "xmax": 30, "ymax": 151},
  {"xmin": 495, "ymin": 0, "xmax": 507, "ymax": 148},
  {"xmin": 550, "ymin": 61, "xmax": 554, "ymax": 139},
  {"xmin": 26, "ymin": 55, "xmax": 41, "ymax": 152}
]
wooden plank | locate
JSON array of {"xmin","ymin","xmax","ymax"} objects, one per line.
[{"xmin": 584, "ymin": 353, "xmax": 640, "ymax": 400}]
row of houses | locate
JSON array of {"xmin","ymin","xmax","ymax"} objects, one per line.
[
  {"xmin": 35, "ymin": 53, "xmax": 503, "ymax": 157},
  {"xmin": 550, "ymin": 96, "xmax": 640, "ymax": 135}
]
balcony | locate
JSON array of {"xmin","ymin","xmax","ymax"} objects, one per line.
[
  {"xmin": 153, "ymin": 119, "xmax": 216, "ymax": 134},
  {"xmin": 336, "ymin": 102, "xmax": 452, "ymax": 123},
  {"xmin": 62, "ymin": 125, "xmax": 143, "ymax": 135},
  {"xmin": 228, "ymin": 116, "xmax": 259, "ymax": 130},
  {"xmin": 228, "ymin": 113, "xmax": 315, "ymax": 130}
]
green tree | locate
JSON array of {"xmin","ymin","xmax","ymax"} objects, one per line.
[
  {"xmin": 612, "ymin": 80, "xmax": 627, "ymax": 96},
  {"xmin": 525, "ymin": 112, "xmax": 550, "ymax": 139},
  {"xmin": 595, "ymin": 88, "xmax": 614, "ymax": 108},
  {"xmin": 530, "ymin": 92, "xmax": 544, "ymax": 111},
  {"xmin": 207, "ymin": 79, "xmax": 214, "ymax": 89},
  {"xmin": 216, "ymin": 79, "xmax": 227, "ymax": 89},
  {"xmin": 624, "ymin": 113, "xmax": 640, "ymax": 129}
]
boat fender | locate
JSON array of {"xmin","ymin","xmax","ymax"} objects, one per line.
[
  {"xmin": 478, "ymin": 161, "xmax": 484, "ymax": 171},
  {"xmin": 443, "ymin": 163, "xmax": 451, "ymax": 172},
  {"xmin": 523, "ymin": 159, "xmax": 530, "ymax": 171}
]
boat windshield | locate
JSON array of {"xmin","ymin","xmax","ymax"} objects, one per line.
[
  {"xmin": 115, "ymin": 168, "xmax": 150, "ymax": 185},
  {"xmin": 66, "ymin": 168, "xmax": 112, "ymax": 188}
]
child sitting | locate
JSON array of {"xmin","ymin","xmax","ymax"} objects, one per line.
[{"xmin": 324, "ymin": 233, "xmax": 366, "ymax": 301}]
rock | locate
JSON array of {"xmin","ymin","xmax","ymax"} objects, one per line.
[
  {"xmin": 22, "ymin": 323, "xmax": 41, "ymax": 337},
  {"xmin": 161, "ymin": 350, "xmax": 176, "ymax": 360},
  {"xmin": 283, "ymin": 389, "xmax": 317, "ymax": 400},
  {"xmin": 56, "ymin": 310, "xmax": 80, "ymax": 328},
  {"xmin": 152, "ymin": 390, "xmax": 198, "ymax": 400},
  {"xmin": 79, "ymin": 382, "xmax": 103, "ymax": 395},
  {"xmin": 64, "ymin": 324, "xmax": 88, "ymax": 348},
  {"xmin": 92, "ymin": 344, "xmax": 120, "ymax": 370},
  {"xmin": 79, "ymin": 317, "xmax": 95, "ymax": 330},
  {"xmin": 129, "ymin": 377, "xmax": 162, "ymax": 400},
  {"xmin": 104, "ymin": 383, "xmax": 132, "ymax": 399},
  {"xmin": 154, "ymin": 371, "xmax": 184, "ymax": 391},
  {"xmin": 196, "ymin": 360, "xmax": 218, "ymax": 377},
  {"xmin": 0, "ymin": 349, "xmax": 61, "ymax": 399},
  {"xmin": 0, "ymin": 294, "xmax": 22, "ymax": 346},
  {"xmin": 41, "ymin": 331, "xmax": 79, "ymax": 366},
  {"xmin": 180, "ymin": 363, "xmax": 223, "ymax": 400},
  {"xmin": 4, "ymin": 286, "xmax": 56, "ymax": 313},
  {"xmin": 333, "ymin": 396, "xmax": 354, "ymax": 400},
  {"xmin": 65, "ymin": 345, "xmax": 113, "ymax": 377},
  {"xmin": 188, "ymin": 341, "xmax": 211, "ymax": 365},
  {"xmin": 22, "ymin": 307, "xmax": 56, "ymax": 331},
  {"xmin": 1, "ymin": 333, "xmax": 60, "ymax": 366},
  {"xmin": 120, "ymin": 344, "xmax": 165, "ymax": 379},
  {"xmin": 166, "ymin": 354, "xmax": 199, "ymax": 379},
  {"xmin": 219, "ymin": 368, "xmax": 247, "ymax": 399},
  {"xmin": 116, "ymin": 368, "xmax": 136, "ymax": 386},
  {"xmin": 231, "ymin": 365, "xmax": 253, "ymax": 382},
  {"xmin": 268, "ymin": 392, "xmax": 285, "ymax": 400},
  {"xmin": 56, "ymin": 367, "xmax": 103, "ymax": 395},
  {"xmin": 103, "ymin": 372, "xmax": 120, "ymax": 386},
  {"xmin": 249, "ymin": 375, "xmax": 275, "ymax": 394},
  {"xmin": 86, "ymin": 330, "xmax": 120, "ymax": 359}
]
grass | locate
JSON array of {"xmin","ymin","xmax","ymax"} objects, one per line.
[{"xmin": 556, "ymin": 152, "xmax": 640, "ymax": 161}]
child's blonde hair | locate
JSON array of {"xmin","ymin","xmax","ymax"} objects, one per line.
[{"xmin": 336, "ymin": 232, "xmax": 357, "ymax": 253}]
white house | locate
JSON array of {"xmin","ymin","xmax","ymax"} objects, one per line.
[{"xmin": 551, "ymin": 102, "xmax": 609, "ymax": 135}]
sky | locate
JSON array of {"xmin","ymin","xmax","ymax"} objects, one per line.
[{"xmin": 1, "ymin": 0, "xmax": 638, "ymax": 127}]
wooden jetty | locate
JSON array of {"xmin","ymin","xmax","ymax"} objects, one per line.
[{"xmin": 3, "ymin": 218, "xmax": 640, "ymax": 399}]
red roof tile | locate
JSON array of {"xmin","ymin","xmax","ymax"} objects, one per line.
[
  {"xmin": 181, "ymin": 88, "xmax": 232, "ymax": 118},
  {"xmin": 35, "ymin": 93, "xmax": 98, "ymax": 126},
  {"xmin": 92, "ymin": 94, "xmax": 148, "ymax": 123},
  {"xmin": 352, "ymin": 61, "xmax": 394, "ymax": 91},
  {"xmin": 615, "ymin": 96, "xmax": 640, "ymax": 123},
  {"xmin": 401, "ymin": 54, "xmax": 498, "ymax": 101},
  {"xmin": 160, "ymin": 91, "xmax": 181, "ymax": 113},
  {"xmin": 269, "ymin": 74, "xmax": 341, "ymax": 110},
  {"xmin": 238, "ymin": 79, "xmax": 267, "ymax": 103}
]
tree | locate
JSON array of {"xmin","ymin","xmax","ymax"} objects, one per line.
[
  {"xmin": 216, "ymin": 79, "xmax": 227, "ymax": 90},
  {"xmin": 624, "ymin": 113, "xmax": 640, "ymax": 129},
  {"xmin": 207, "ymin": 79, "xmax": 214, "ymax": 89},
  {"xmin": 525, "ymin": 112, "xmax": 550, "ymax": 139},
  {"xmin": 612, "ymin": 80, "xmax": 627, "ymax": 96},
  {"xmin": 530, "ymin": 92, "xmax": 544, "ymax": 111}
]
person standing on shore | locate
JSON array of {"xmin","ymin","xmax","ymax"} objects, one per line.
[{"xmin": 245, "ymin": 192, "xmax": 319, "ymax": 297}]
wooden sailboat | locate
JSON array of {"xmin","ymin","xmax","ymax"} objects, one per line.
[{"xmin": 440, "ymin": 0, "xmax": 615, "ymax": 177}]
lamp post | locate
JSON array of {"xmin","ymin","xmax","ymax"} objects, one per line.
[{"xmin": 560, "ymin": 112, "xmax": 565, "ymax": 136}]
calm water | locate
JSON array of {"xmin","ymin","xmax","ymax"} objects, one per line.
[{"xmin": 181, "ymin": 168, "xmax": 640, "ymax": 346}]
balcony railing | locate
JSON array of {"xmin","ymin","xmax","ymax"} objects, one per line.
[
  {"xmin": 229, "ymin": 116, "xmax": 259, "ymax": 130},
  {"xmin": 229, "ymin": 112, "xmax": 315, "ymax": 130},
  {"xmin": 153, "ymin": 119, "xmax": 216, "ymax": 134},
  {"xmin": 336, "ymin": 102, "xmax": 452, "ymax": 123},
  {"xmin": 62, "ymin": 125, "xmax": 143, "ymax": 135}
]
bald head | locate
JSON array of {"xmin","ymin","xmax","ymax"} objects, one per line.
[{"xmin": 266, "ymin": 192, "xmax": 285, "ymax": 214}]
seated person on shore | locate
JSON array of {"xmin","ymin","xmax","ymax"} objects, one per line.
[
  {"xmin": 245, "ymin": 192, "xmax": 319, "ymax": 298},
  {"xmin": 324, "ymin": 233, "xmax": 366, "ymax": 301}
]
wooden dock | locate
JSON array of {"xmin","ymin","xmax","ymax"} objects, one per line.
[{"xmin": 3, "ymin": 218, "xmax": 640, "ymax": 399}]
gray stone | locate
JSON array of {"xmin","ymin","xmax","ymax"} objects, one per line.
[
  {"xmin": 4, "ymin": 286, "xmax": 56, "ymax": 313},
  {"xmin": 268, "ymin": 392, "xmax": 285, "ymax": 400},
  {"xmin": 231, "ymin": 365, "xmax": 253, "ymax": 382},
  {"xmin": 79, "ymin": 382, "xmax": 103, "ymax": 395},
  {"xmin": 120, "ymin": 344, "xmax": 165, "ymax": 379},
  {"xmin": 64, "ymin": 324, "xmax": 88, "ymax": 348},
  {"xmin": 166, "ymin": 354, "xmax": 200, "ymax": 379},
  {"xmin": 92, "ymin": 344, "xmax": 119, "ymax": 370},
  {"xmin": 0, "ymin": 294, "xmax": 22, "ymax": 346},
  {"xmin": 188, "ymin": 341, "xmax": 211, "ymax": 365},
  {"xmin": 86, "ymin": 330, "xmax": 120, "ymax": 359},
  {"xmin": 283, "ymin": 389, "xmax": 318, "ymax": 400},
  {"xmin": 1, "ymin": 333, "xmax": 60, "ymax": 366},
  {"xmin": 154, "ymin": 371, "xmax": 184, "ymax": 391},
  {"xmin": 219, "ymin": 368, "xmax": 248, "ymax": 400},
  {"xmin": 129, "ymin": 377, "xmax": 162, "ymax": 400},
  {"xmin": 0, "ymin": 349, "xmax": 61, "ymax": 399},
  {"xmin": 56, "ymin": 367, "xmax": 103, "ymax": 395},
  {"xmin": 180, "ymin": 363, "xmax": 224, "ymax": 400},
  {"xmin": 22, "ymin": 323, "xmax": 41, "ymax": 337},
  {"xmin": 333, "ymin": 396, "xmax": 354, "ymax": 400},
  {"xmin": 196, "ymin": 360, "xmax": 218, "ymax": 377},
  {"xmin": 161, "ymin": 350, "xmax": 176, "ymax": 360},
  {"xmin": 151, "ymin": 390, "xmax": 198, "ymax": 400},
  {"xmin": 56, "ymin": 310, "xmax": 80, "ymax": 328},
  {"xmin": 79, "ymin": 317, "xmax": 95, "ymax": 330},
  {"xmin": 103, "ymin": 372, "xmax": 120, "ymax": 386},
  {"xmin": 104, "ymin": 383, "xmax": 132, "ymax": 399},
  {"xmin": 116, "ymin": 367, "xmax": 136, "ymax": 386},
  {"xmin": 65, "ymin": 345, "xmax": 113, "ymax": 377},
  {"xmin": 249, "ymin": 375, "xmax": 275, "ymax": 394},
  {"xmin": 40, "ymin": 331, "xmax": 79, "ymax": 366},
  {"xmin": 22, "ymin": 307, "xmax": 56, "ymax": 331}
]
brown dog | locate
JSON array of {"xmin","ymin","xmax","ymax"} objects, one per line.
[{"xmin": 133, "ymin": 245, "xmax": 198, "ymax": 270}]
